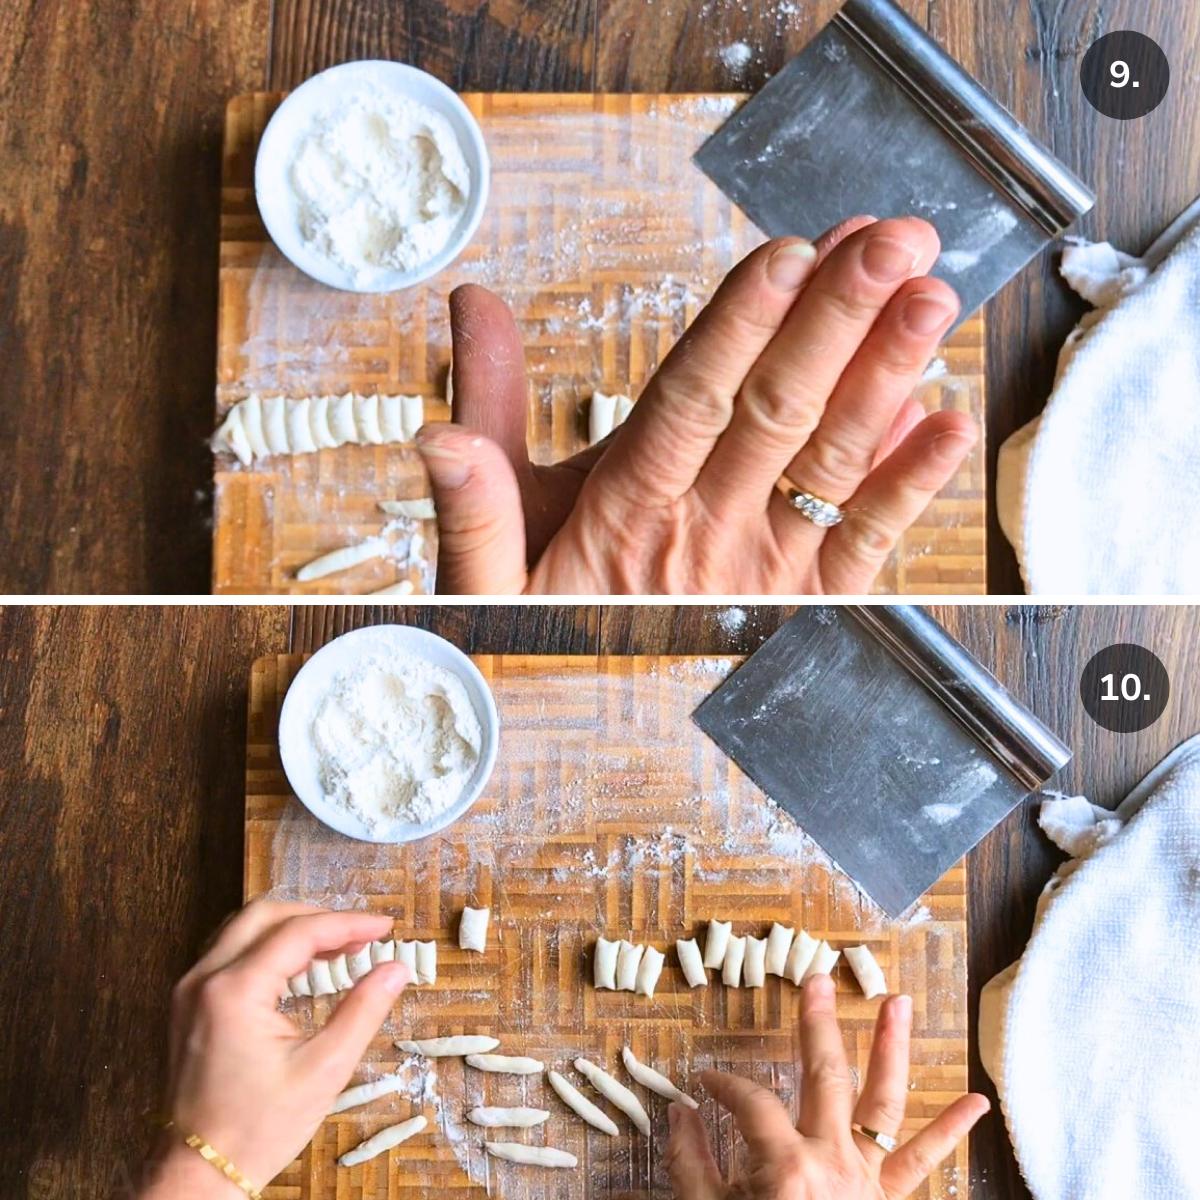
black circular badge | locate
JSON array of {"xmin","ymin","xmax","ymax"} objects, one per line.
[
  {"xmin": 1081, "ymin": 31, "xmax": 1170, "ymax": 120},
  {"xmin": 1080, "ymin": 644, "xmax": 1169, "ymax": 733}
]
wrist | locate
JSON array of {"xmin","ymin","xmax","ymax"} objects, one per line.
[{"xmin": 140, "ymin": 1139, "xmax": 251, "ymax": 1200}]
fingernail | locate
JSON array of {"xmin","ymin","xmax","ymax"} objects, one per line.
[
  {"xmin": 894, "ymin": 993, "xmax": 913, "ymax": 1019},
  {"xmin": 903, "ymin": 295, "xmax": 956, "ymax": 335},
  {"xmin": 862, "ymin": 235, "xmax": 919, "ymax": 283},
  {"xmin": 767, "ymin": 239, "xmax": 818, "ymax": 290},
  {"xmin": 806, "ymin": 972, "xmax": 834, "ymax": 996},
  {"xmin": 933, "ymin": 429, "xmax": 976, "ymax": 460},
  {"xmin": 416, "ymin": 432, "xmax": 471, "ymax": 489}
]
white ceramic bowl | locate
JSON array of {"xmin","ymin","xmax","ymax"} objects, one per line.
[
  {"xmin": 278, "ymin": 625, "xmax": 499, "ymax": 843},
  {"xmin": 254, "ymin": 60, "xmax": 490, "ymax": 292}
]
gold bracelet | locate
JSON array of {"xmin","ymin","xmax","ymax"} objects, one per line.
[{"xmin": 161, "ymin": 1120, "xmax": 264, "ymax": 1200}]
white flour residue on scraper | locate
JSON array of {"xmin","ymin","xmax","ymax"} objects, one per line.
[{"xmin": 939, "ymin": 204, "xmax": 1019, "ymax": 274}]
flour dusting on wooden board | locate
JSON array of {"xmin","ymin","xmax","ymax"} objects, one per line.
[{"xmin": 249, "ymin": 654, "xmax": 966, "ymax": 1200}]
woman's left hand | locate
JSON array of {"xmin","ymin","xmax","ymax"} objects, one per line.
[{"xmin": 143, "ymin": 900, "xmax": 409, "ymax": 1196}]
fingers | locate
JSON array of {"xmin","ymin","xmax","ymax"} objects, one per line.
[
  {"xmin": 808, "ymin": 409, "xmax": 977, "ymax": 593},
  {"xmin": 877, "ymin": 396, "xmax": 926, "ymax": 464},
  {"xmin": 224, "ymin": 911, "xmax": 396, "ymax": 1004},
  {"xmin": 695, "ymin": 217, "xmax": 941, "ymax": 512},
  {"xmin": 415, "ymin": 424, "xmax": 529, "ymax": 594},
  {"xmin": 448, "ymin": 285, "xmax": 534, "ymax": 481},
  {"xmin": 591, "ymin": 237, "xmax": 819, "ymax": 503},
  {"xmin": 700, "ymin": 1069, "xmax": 800, "ymax": 1158},
  {"xmin": 182, "ymin": 900, "xmax": 326, "ymax": 987},
  {"xmin": 780, "ymin": 276, "xmax": 960, "ymax": 510},
  {"xmin": 880, "ymin": 1094, "xmax": 990, "ymax": 1200},
  {"xmin": 299, "ymin": 961, "xmax": 412, "ymax": 1083},
  {"xmin": 852, "ymin": 995, "xmax": 913, "ymax": 1167},
  {"xmin": 665, "ymin": 1103, "xmax": 724, "ymax": 1200},
  {"xmin": 796, "ymin": 974, "xmax": 856, "ymax": 1143}
]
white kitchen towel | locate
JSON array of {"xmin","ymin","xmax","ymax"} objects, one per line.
[
  {"xmin": 979, "ymin": 735, "xmax": 1200, "ymax": 1200},
  {"xmin": 996, "ymin": 198, "xmax": 1200, "ymax": 593}
]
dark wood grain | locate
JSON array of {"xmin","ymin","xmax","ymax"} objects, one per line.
[
  {"xmin": 0, "ymin": 0, "xmax": 270, "ymax": 594},
  {"xmin": 2, "ymin": 603, "xmax": 1198, "ymax": 1197}
]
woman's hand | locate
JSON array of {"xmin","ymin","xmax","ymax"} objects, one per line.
[
  {"xmin": 416, "ymin": 215, "xmax": 975, "ymax": 594},
  {"xmin": 666, "ymin": 975, "xmax": 989, "ymax": 1200},
  {"xmin": 141, "ymin": 901, "xmax": 409, "ymax": 1198}
]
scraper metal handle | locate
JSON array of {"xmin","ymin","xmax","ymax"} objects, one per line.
[
  {"xmin": 834, "ymin": 0, "xmax": 1095, "ymax": 234},
  {"xmin": 848, "ymin": 605, "xmax": 1072, "ymax": 790}
]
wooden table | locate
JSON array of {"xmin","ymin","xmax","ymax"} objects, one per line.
[
  {"xmin": 4, "ymin": 603, "xmax": 1199, "ymax": 1199},
  {"xmin": 2, "ymin": 1, "xmax": 1198, "ymax": 594}
]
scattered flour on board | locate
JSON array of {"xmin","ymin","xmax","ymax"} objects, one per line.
[
  {"xmin": 719, "ymin": 41, "xmax": 754, "ymax": 75},
  {"xmin": 717, "ymin": 606, "xmax": 748, "ymax": 635}
]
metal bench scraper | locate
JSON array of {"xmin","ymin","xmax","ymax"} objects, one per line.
[
  {"xmin": 693, "ymin": 606, "xmax": 1071, "ymax": 916},
  {"xmin": 694, "ymin": 0, "xmax": 1096, "ymax": 326}
]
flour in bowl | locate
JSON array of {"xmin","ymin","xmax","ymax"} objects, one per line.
[
  {"xmin": 311, "ymin": 656, "xmax": 482, "ymax": 831},
  {"xmin": 289, "ymin": 91, "xmax": 470, "ymax": 285}
]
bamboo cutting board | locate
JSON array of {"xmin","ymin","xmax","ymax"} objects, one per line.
[
  {"xmin": 216, "ymin": 93, "xmax": 986, "ymax": 595},
  {"xmin": 244, "ymin": 652, "xmax": 968, "ymax": 1199}
]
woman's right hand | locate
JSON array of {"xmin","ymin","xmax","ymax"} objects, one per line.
[{"xmin": 666, "ymin": 974, "xmax": 989, "ymax": 1200}]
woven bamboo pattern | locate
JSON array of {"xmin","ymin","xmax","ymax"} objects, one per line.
[
  {"xmin": 244, "ymin": 653, "xmax": 968, "ymax": 1199},
  {"xmin": 216, "ymin": 93, "xmax": 986, "ymax": 595}
]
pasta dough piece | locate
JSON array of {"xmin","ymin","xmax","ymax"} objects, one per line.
[
  {"xmin": 466, "ymin": 1054, "xmax": 545, "ymax": 1075},
  {"xmin": 364, "ymin": 580, "xmax": 415, "ymax": 596},
  {"xmin": 703, "ymin": 920, "xmax": 732, "ymax": 969},
  {"xmin": 743, "ymin": 936, "xmax": 768, "ymax": 988},
  {"xmin": 379, "ymin": 498, "xmax": 437, "ymax": 520},
  {"xmin": 785, "ymin": 930, "xmax": 820, "ymax": 985},
  {"xmin": 338, "ymin": 1115, "xmax": 427, "ymax": 1167},
  {"xmin": 397, "ymin": 941, "xmax": 418, "ymax": 975},
  {"xmin": 467, "ymin": 1107, "xmax": 550, "ymax": 1128},
  {"xmin": 347, "ymin": 945, "xmax": 374, "ymax": 982},
  {"xmin": 616, "ymin": 940, "xmax": 644, "ymax": 991},
  {"xmin": 844, "ymin": 945, "xmax": 888, "ymax": 999},
  {"xmin": 288, "ymin": 970, "xmax": 313, "ymax": 998},
  {"xmin": 415, "ymin": 941, "xmax": 437, "ymax": 985},
  {"xmin": 331, "ymin": 1073, "xmax": 406, "ymax": 1114},
  {"xmin": 802, "ymin": 941, "xmax": 841, "ymax": 981},
  {"xmin": 309, "ymin": 959, "xmax": 336, "ymax": 996},
  {"xmin": 635, "ymin": 946, "xmax": 665, "ymax": 997},
  {"xmin": 485, "ymin": 1142, "xmax": 577, "ymax": 1169},
  {"xmin": 594, "ymin": 937, "xmax": 619, "ymax": 989},
  {"xmin": 296, "ymin": 537, "xmax": 388, "ymax": 583},
  {"xmin": 621, "ymin": 1046, "xmax": 699, "ymax": 1109},
  {"xmin": 573, "ymin": 1057, "xmax": 651, "ymax": 1135},
  {"xmin": 213, "ymin": 394, "xmax": 425, "ymax": 465},
  {"xmin": 370, "ymin": 939, "xmax": 396, "ymax": 965},
  {"xmin": 764, "ymin": 923, "xmax": 795, "ymax": 976},
  {"xmin": 459, "ymin": 906, "xmax": 490, "ymax": 952},
  {"xmin": 587, "ymin": 391, "xmax": 634, "ymax": 445},
  {"xmin": 722, "ymin": 936, "xmax": 747, "ymax": 987},
  {"xmin": 329, "ymin": 954, "xmax": 354, "ymax": 992},
  {"xmin": 676, "ymin": 938, "xmax": 708, "ymax": 988},
  {"xmin": 396, "ymin": 1035, "xmax": 499, "ymax": 1056},
  {"xmin": 547, "ymin": 1069, "xmax": 620, "ymax": 1136}
]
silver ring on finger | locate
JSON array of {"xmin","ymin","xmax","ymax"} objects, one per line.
[
  {"xmin": 787, "ymin": 487, "xmax": 844, "ymax": 528},
  {"xmin": 851, "ymin": 1123, "xmax": 898, "ymax": 1153}
]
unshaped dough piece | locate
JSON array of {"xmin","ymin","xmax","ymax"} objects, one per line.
[
  {"xmin": 396, "ymin": 1035, "xmax": 499, "ymax": 1057},
  {"xmin": 803, "ymin": 940, "xmax": 841, "ymax": 981},
  {"xmin": 347, "ymin": 945, "xmax": 374, "ymax": 982},
  {"xmin": 764, "ymin": 923, "xmax": 795, "ymax": 976},
  {"xmin": 415, "ymin": 941, "xmax": 437, "ymax": 985},
  {"xmin": 370, "ymin": 939, "xmax": 396, "ymax": 965},
  {"xmin": 722, "ymin": 936, "xmax": 747, "ymax": 987},
  {"xmin": 397, "ymin": 941, "xmax": 418, "ymax": 976},
  {"xmin": 743, "ymin": 936, "xmax": 768, "ymax": 988},
  {"xmin": 338, "ymin": 1115, "xmax": 427, "ymax": 1167},
  {"xmin": 616, "ymin": 940, "xmax": 645, "ymax": 991},
  {"xmin": 844, "ymin": 944, "xmax": 888, "ymax": 999},
  {"xmin": 467, "ymin": 1106, "xmax": 550, "ymax": 1128},
  {"xmin": 703, "ymin": 920, "xmax": 733, "ymax": 969},
  {"xmin": 573, "ymin": 1057, "xmax": 651, "ymax": 1135},
  {"xmin": 635, "ymin": 946, "xmax": 665, "ymax": 997},
  {"xmin": 466, "ymin": 1053, "xmax": 545, "ymax": 1075},
  {"xmin": 785, "ymin": 930, "xmax": 820, "ymax": 985},
  {"xmin": 621, "ymin": 1046, "xmax": 699, "ymax": 1109},
  {"xmin": 331, "ymin": 1073, "xmax": 406, "ymax": 1114},
  {"xmin": 459, "ymin": 906, "xmax": 490, "ymax": 952},
  {"xmin": 547, "ymin": 1068, "xmax": 620, "ymax": 1136},
  {"xmin": 594, "ymin": 937, "xmax": 619, "ymax": 989},
  {"xmin": 485, "ymin": 1142, "xmax": 577, "ymax": 1169},
  {"xmin": 309, "ymin": 958, "xmax": 337, "ymax": 996},
  {"xmin": 329, "ymin": 954, "xmax": 354, "ymax": 991},
  {"xmin": 676, "ymin": 938, "xmax": 708, "ymax": 988}
]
